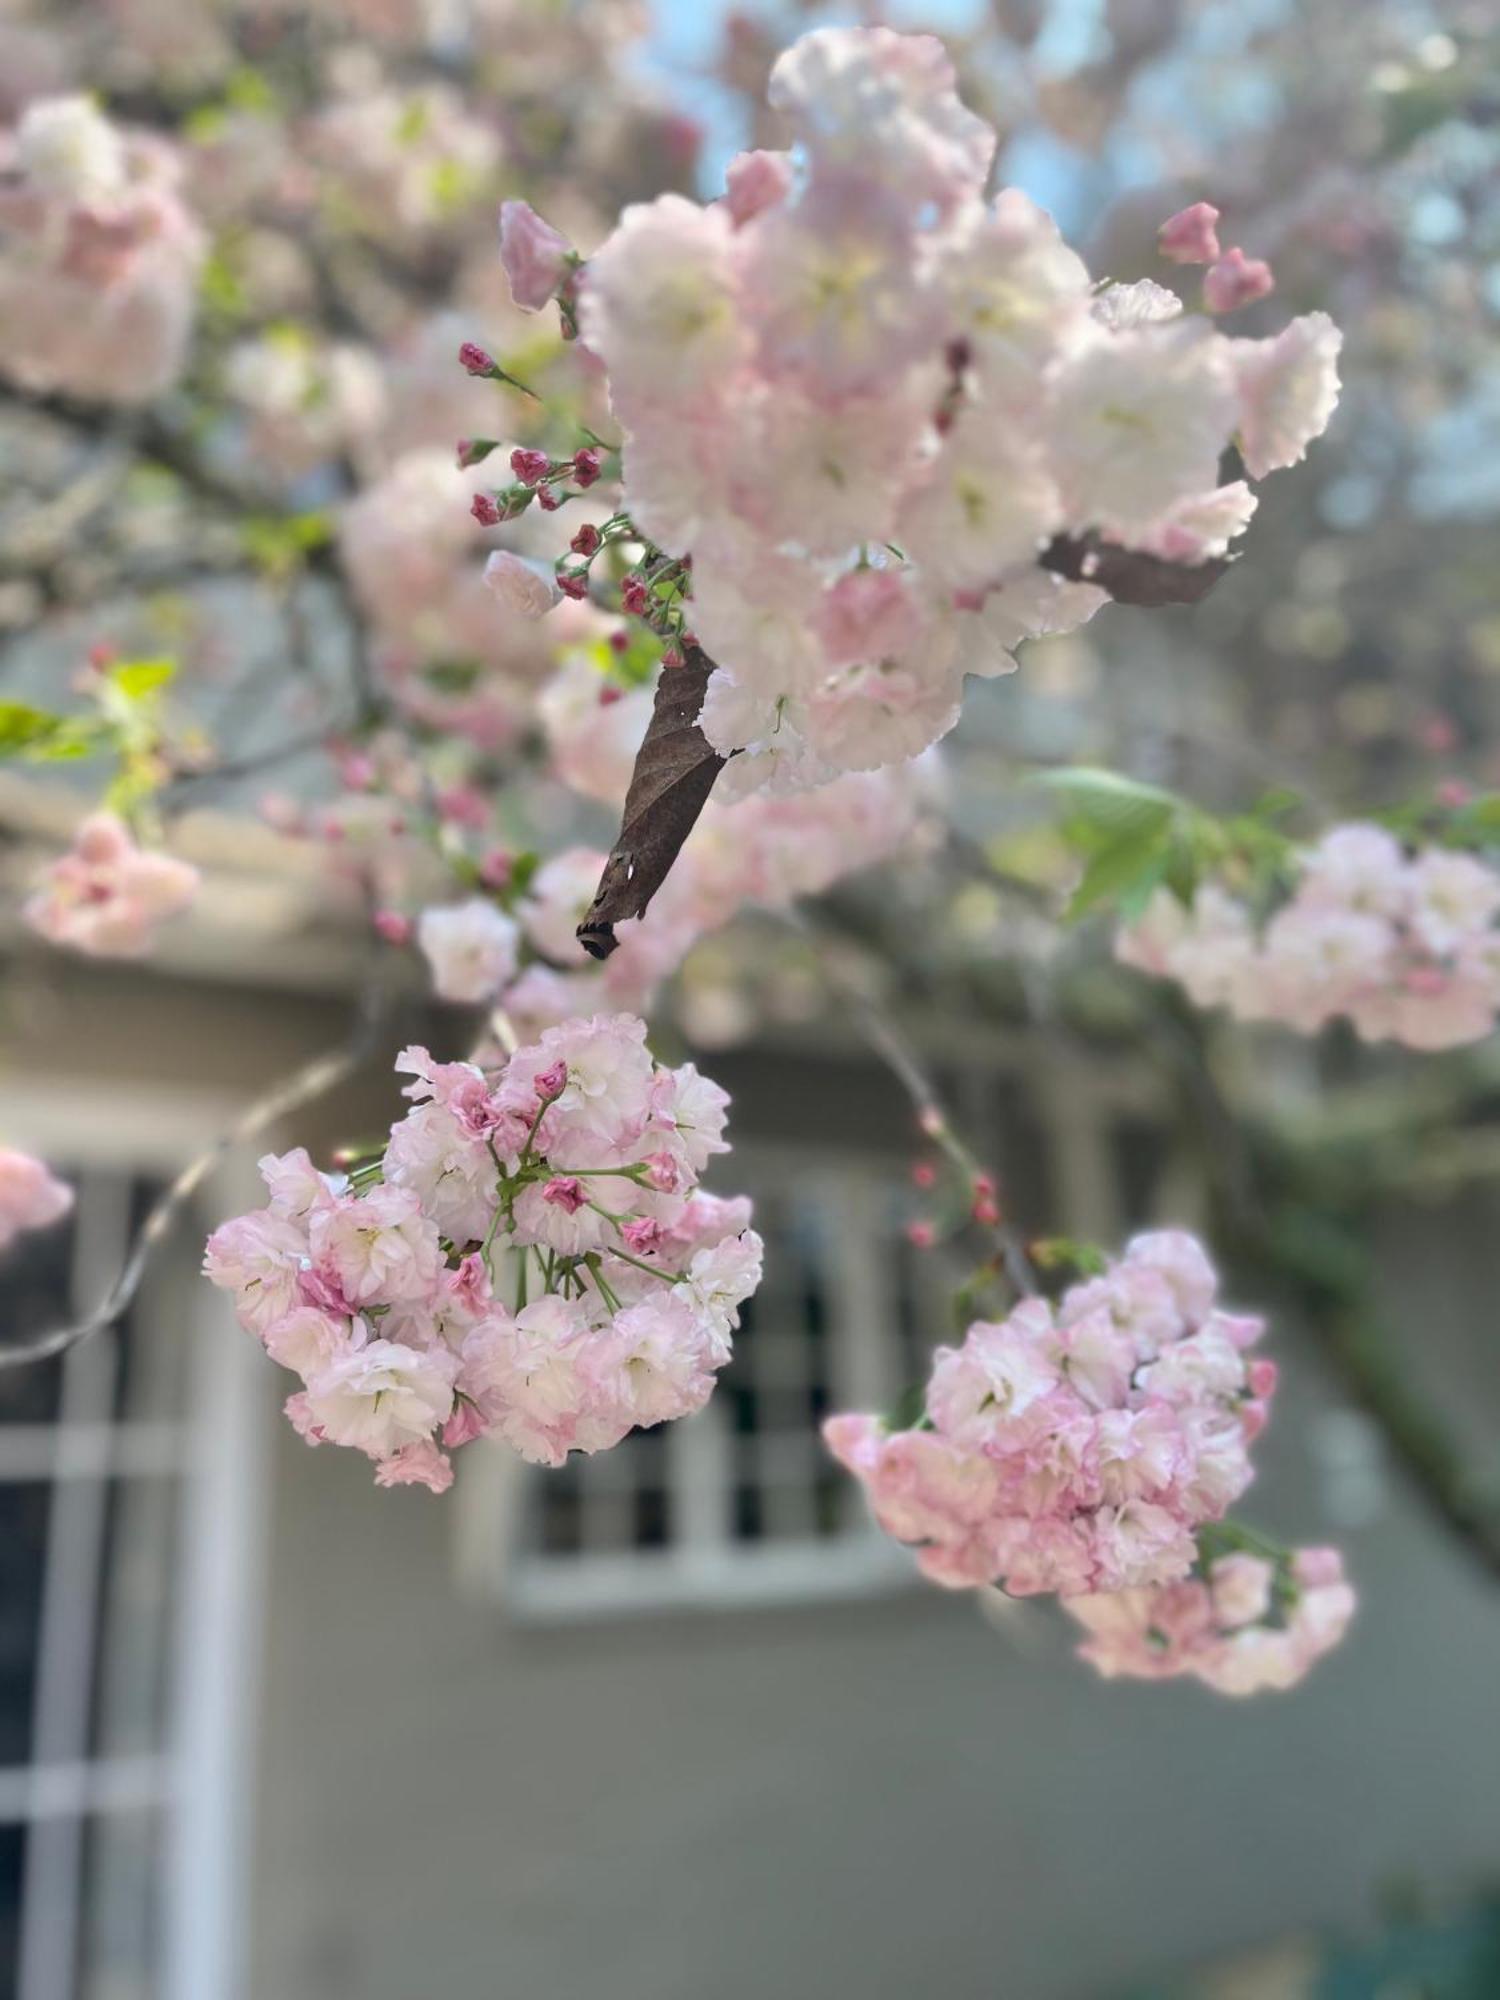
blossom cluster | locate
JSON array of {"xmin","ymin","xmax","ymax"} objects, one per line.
[
  {"xmin": 1117, "ymin": 824, "xmax": 1500, "ymax": 1051},
  {"xmin": 499, "ymin": 26, "xmax": 1345, "ymax": 796},
  {"xmin": 24, "ymin": 812, "xmax": 200, "ymax": 958},
  {"xmin": 824, "ymin": 1231, "xmax": 1276, "ymax": 1598},
  {"xmin": 0, "ymin": 1147, "xmax": 73, "ymax": 1253},
  {"xmin": 205, "ymin": 1014, "xmax": 762, "ymax": 1491},
  {"xmin": 1067, "ymin": 1544, "xmax": 1355, "ymax": 1695},
  {"xmin": 0, "ymin": 95, "xmax": 204, "ymax": 402}
]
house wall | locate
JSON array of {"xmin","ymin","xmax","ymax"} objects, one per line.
[
  {"xmin": 244, "ymin": 1180, "xmax": 1500, "ymax": 1999},
  {"xmin": 7, "ymin": 948, "xmax": 1498, "ymax": 1999}
]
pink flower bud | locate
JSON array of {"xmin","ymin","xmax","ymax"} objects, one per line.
[
  {"xmin": 911, "ymin": 1161, "xmax": 937, "ymax": 1190},
  {"xmin": 536, "ymin": 486, "xmax": 561, "ymax": 512},
  {"xmin": 1248, "ymin": 1358, "xmax": 1278, "ymax": 1400},
  {"xmin": 443, "ymin": 1399, "xmax": 488, "ymax": 1449},
  {"xmin": 542, "ymin": 1176, "xmax": 586, "ymax": 1213},
  {"xmin": 436, "ymin": 784, "xmax": 488, "ymax": 829},
  {"xmin": 724, "ymin": 148, "xmax": 794, "ymax": 228},
  {"xmin": 456, "ymin": 437, "xmax": 497, "ymax": 469},
  {"xmin": 661, "ymin": 647, "xmax": 683, "ymax": 669},
  {"xmin": 1158, "ymin": 201, "xmax": 1221, "ymax": 266},
  {"xmin": 642, "ymin": 1151, "xmax": 681, "ymax": 1194},
  {"xmin": 1203, "ymin": 247, "xmax": 1275, "ymax": 314},
  {"xmin": 470, "ymin": 492, "xmax": 501, "ymax": 527},
  {"xmin": 373, "ymin": 909, "xmax": 412, "ymax": 946},
  {"xmin": 557, "ymin": 570, "xmax": 590, "ymax": 600},
  {"xmin": 534, "ymin": 1061, "xmax": 568, "ymax": 1103},
  {"xmin": 459, "ymin": 341, "xmax": 497, "ymax": 378},
  {"xmin": 498, "ymin": 200, "xmax": 574, "ymax": 312},
  {"xmin": 509, "ymin": 446, "xmax": 551, "ymax": 486},
  {"xmin": 622, "ymin": 1217, "xmax": 665, "ymax": 1255},
  {"xmin": 599, "ymin": 685, "xmax": 623, "ymax": 708},
  {"xmin": 972, "ymin": 1194, "xmax": 1001, "ymax": 1227},
  {"xmin": 570, "ymin": 523, "xmax": 602, "ymax": 557},
  {"xmin": 607, "ymin": 629, "xmax": 629, "ymax": 655},
  {"xmin": 620, "ymin": 576, "xmax": 648, "ymax": 616},
  {"xmin": 572, "ymin": 447, "xmax": 602, "ymax": 488},
  {"xmin": 906, "ymin": 1220, "xmax": 936, "ymax": 1250},
  {"xmin": 478, "ymin": 847, "xmax": 513, "ymax": 890}
]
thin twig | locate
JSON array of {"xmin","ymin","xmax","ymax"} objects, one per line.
[
  {"xmin": 784, "ymin": 912, "xmax": 1038, "ymax": 1297},
  {"xmin": 0, "ymin": 969, "xmax": 389, "ymax": 1372}
]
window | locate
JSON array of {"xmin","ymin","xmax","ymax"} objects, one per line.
[
  {"xmin": 0, "ymin": 1113, "xmax": 269, "ymax": 2000},
  {"xmin": 491, "ymin": 1144, "xmax": 949, "ymax": 1621},
  {"xmin": 470, "ymin": 1044, "xmax": 1187, "ymax": 1623}
]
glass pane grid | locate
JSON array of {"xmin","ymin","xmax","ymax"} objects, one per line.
[
  {"xmin": 0, "ymin": 1167, "xmax": 190, "ymax": 2000},
  {"xmin": 518, "ymin": 1153, "xmax": 907, "ymax": 1599}
]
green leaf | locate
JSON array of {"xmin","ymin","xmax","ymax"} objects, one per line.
[
  {"xmin": 109, "ymin": 658, "xmax": 175, "ymax": 701},
  {"xmin": 1066, "ymin": 823, "xmax": 1174, "ymax": 919},
  {"xmin": 0, "ymin": 701, "xmax": 65, "ymax": 755},
  {"xmin": 1033, "ymin": 766, "xmax": 1184, "ymax": 834},
  {"xmin": 0, "ymin": 703, "xmax": 102, "ymax": 763}
]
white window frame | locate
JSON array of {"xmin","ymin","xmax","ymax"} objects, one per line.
[
  {"xmin": 0, "ymin": 1081, "xmax": 271, "ymax": 2000},
  {"xmin": 457, "ymin": 1044, "xmax": 1185, "ymax": 1625}
]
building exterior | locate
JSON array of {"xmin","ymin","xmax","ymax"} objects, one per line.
[{"xmin": 2, "ymin": 829, "xmax": 1500, "ymax": 2000}]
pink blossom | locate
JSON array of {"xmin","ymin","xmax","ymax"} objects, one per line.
[
  {"xmin": 25, "ymin": 814, "xmax": 199, "ymax": 958},
  {"xmin": 723, "ymin": 149, "xmax": 794, "ymax": 228},
  {"xmin": 416, "ymin": 899, "xmax": 519, "ymax": 1004},
  {"xmin": 0, "ymin": 99, "xmax": 204, "ymax": 403},
  {"xmin": 0, "ymin": 1149, "xmax": 73, "ymax": 1251},
  {"xmin": 1234, "ymin": 312, "xmax": 1343, "ymax": 478},
  {"xmin": 303, "ymin": 1339, "xmax": 457, "ymax": 1458},
  {"xmin": 813, "ymin": 567, "xmax": 927, "ymax": 671},
  {"xmin": 203, "ymin": 1209, "xmax": 307, "ymax": 1336},
  {"xmin": 1067, "ymin": 1545, "xmax": 1355, "ymax": 1695},
  {"xmin": 1118, "ymin": 821, "xmax": 1500, "ymax": 1050},
  {"xmin": 373, "ymin": 1440, "xmax": 454, "ymax": 1494},
  {"xmin": 825, "ymin": 1230, "xmax": 1274, "ymax": 1603},
  {"xmin": 307, "ymin": 1185, "xmax": 444, "ymax": 1308},
  {"xmin": 483, "ymin": 549, "xmax": 563, "ymax": 619},
  {"xmin": 1157, "ymin": 202, "xmax": 1222, "ymax": 266},
  {"xmin": 498, "ymin": 199, "xmax": 573, "ymax": 311},
  {"xmin": 1203, "ymin": 247, "xmax": 1276, "ymax": 315}
]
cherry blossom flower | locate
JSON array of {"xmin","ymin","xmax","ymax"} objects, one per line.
[
  {"xmin": 1157, "ymin": 201, "xmax": 1222, "ymax": 266},
  {"xmin": 825, "ymin": 1232, "xmax": 1270, "ymax": 1600},
  {"xmin": 206, "ymin": 1020, "xmax": 762, "ymax": 1489},
  {"xmin": 416, "ymin": 900, "xmax": 520, "ymax": 1005},
  {"xmin": 1068, "ymin": 1545, "xmax": 1355, "ymax": 1694},
  {"xmin": 554, "ymin": 28, "xmax": 1340, "ymax": 794},
  {"xmin": 498, "ymin": 199, "xmax": 573, "ymax": 311},
  {"xmin": 1117, "ymin": 825, "xmax": 1500, "ymax": 1051},
  {"xmin": 0, "ymin": 97, "xmax": 204, "ymax": 402},
  {"xmin": 24, "ymin": 814, "xmax": 199, "ymax": 959},
  {"xmin": 0, "ymin": 1149, "xmax": 74, "ymax": 1252}
]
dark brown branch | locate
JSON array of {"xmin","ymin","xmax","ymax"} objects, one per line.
[
  {"xmin": 578, "ymin": 536, "xmax": 1235, "ymax": 955},
  {"xmin": 1041, "ymin": 532, "xmax": 1234, "ymax": 606},
  {"xmin": 576, "ymin": 642, "xmax": 723, "ymax": 959}
]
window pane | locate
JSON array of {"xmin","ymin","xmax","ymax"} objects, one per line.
[
  {"xmin": 0, "ymin": 1484, "xmax": 51, "ymax": 1765},
  {"xmin": 76, "ymin": 1805, "xmax": 166, "ymax": 2000},
  {"xmin": 0, "ymin": 1824, "xmax": 26, "ymax": 2000},
  {"xmin": 0, "ymin": 1221, "xmax": 70, "ymax": 1424}
]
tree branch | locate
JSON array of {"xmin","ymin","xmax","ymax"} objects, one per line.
[{"xmin": 0, "ymin": 970, "xmax": 390, "ymax": 1372}]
